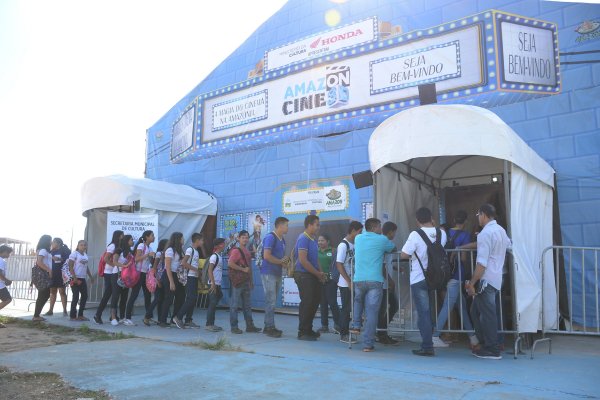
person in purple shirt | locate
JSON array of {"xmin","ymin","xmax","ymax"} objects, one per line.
[
  {"xmin": 294, "ymin": 215, "xmax": 327, "ymax": 341},
  {"xmin": 260, "ymin": 216, "xmax": 290, "ymax": 338}
]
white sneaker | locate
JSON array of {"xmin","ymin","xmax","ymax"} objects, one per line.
[
  {"xmin": 432, "ymin": 336, "xmax": 449, "ymax": 348},
  {"xmin": 123, "ymin": 319, "xmax": 135, "ymax": 326},
  {"xmin": 110, "ymin": 318, "xmax": 119, "ymax": 326}
]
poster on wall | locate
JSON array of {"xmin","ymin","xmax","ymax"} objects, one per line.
[
  {"xmin": 246, "ymin": 210, "xmax": 270, "ymax": 258},
  {"xmin": 273, "ymin": 177, "xmax": 360, "ymax": 224},
  {"xmin": 106, "ymin": 212, "xmax": 159, "ymax": 244},
  {"xmin": 220, "ymin": 213, "xmax": 244, "ymax": 253}
]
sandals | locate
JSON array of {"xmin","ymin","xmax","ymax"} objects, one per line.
[
  {"xmin": 0, "ymin": 322, "xmax": 6, "ymax": 328},
  {"xmin": 363, "ymin": 346, "xmax": 375, "ymax": 352},
  {"xmin": 349, "ymin": 327, "xmax": 361, "ymax": 335},
  {"xmin": 32, "ymin": 316, "xmax": 46, "ymax": 322}
]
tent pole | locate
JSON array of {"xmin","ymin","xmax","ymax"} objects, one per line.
[
  {"xmin": 373, "ymin": 171, "xmax": 378, "ymax": 218},
  {"xmin": 503, "ymin": 161, "xmax": 511, "ymax": 236}
]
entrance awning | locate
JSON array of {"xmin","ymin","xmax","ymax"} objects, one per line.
[{"xmin": 368, "ymin": 105, "xmax": 555, "ymax": 188}]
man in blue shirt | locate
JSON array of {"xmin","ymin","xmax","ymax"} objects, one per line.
[
  {"xmin": 294, "ymin": 215, "xmax": 327, "ymax": 341},
  {"xmin": 351, "ymin": 218, "xmax": 395, "ymax": 351},
  {"xmin": 260, "ymin": 217, "xmax": 290, "ymax": 338}
]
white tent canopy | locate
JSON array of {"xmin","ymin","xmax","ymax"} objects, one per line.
[
  {"xmin": 369, "ymin": 105, "xmax": 557, "ymax": 333},
  {"xmin": 81, "ymin": 175, "xmax": 217, "ymax": 216},
  {"xmin": 81, "ymin": 175, "xmax": 217, "ymax": 258}
]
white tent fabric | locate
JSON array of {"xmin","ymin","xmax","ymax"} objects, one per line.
[
  {"xmin": 369, "ymin": 105, "xmax": 557, "ymax": 333},
  {"xmin": 369, "ymin": 105, "xmax": 555, "ymax": 188},
  {"xmin": 81, "ymin": 175, "xmax": 217, "ymax": 216},
  {"xmin": 81, "ymin": 175, "xmax": 217, "ymax": 259}
]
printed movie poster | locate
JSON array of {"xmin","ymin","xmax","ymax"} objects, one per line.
[
  {"xmin": 220, "ymin": 213, "xmax": 244, "ymax": 253},
  {"xmin": 246, "ymin": 210, "xmax": 270, "ymax": 258}
]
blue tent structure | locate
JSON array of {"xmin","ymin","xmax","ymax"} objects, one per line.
[{"xmin": 146, "ymin": 0, "xmax": 600, "ymax": 328}]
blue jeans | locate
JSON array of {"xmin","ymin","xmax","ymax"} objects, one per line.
[
  {"xmin": 260, "ymin": 273, "xmax": 281, "ymax": 329},
  {"xmin": 206, "ymin": 285, "xmax": 223, "ymax": 326},
  {"xmin": 471, "ymin": 284, "xmax": 499, "ymax": 354},
  {"xmin": 146, "ymin": 285, "xmax": 163, "ymax": 319},
  {"xmin": 351, "ymin": 281, "xmax": 383, "ymax": 348},
  {"xmin": 411, "ymin": 279, "xmax": 433, "ymax": 351},
  {"xmin": 177, "ymin": 276, "xmax": 198, "ymax": 322},
  {"xmin": 229, "ymin": 281, "xmax": 254, "ymax": 329},
  {"xmin": 434, "ymin": 279, "xmax": 475, "ymax": 337}
]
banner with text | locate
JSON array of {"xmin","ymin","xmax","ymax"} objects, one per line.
[{"xmin": 106, "ymin": 212, "xmax": 159, "ymax": 245}]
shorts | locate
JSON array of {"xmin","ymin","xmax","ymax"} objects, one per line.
[
  {"xmin": 0, "ymin": 287, "xmax": 12, "ymax": 302},
  {"xmin": 50, "ymin": 265, "xmax": 65, "ymax": 288}
]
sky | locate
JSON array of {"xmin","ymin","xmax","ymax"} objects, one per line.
[{"xmin": 0, "ymin": 0, "xmax": 288, "ymax": 249}]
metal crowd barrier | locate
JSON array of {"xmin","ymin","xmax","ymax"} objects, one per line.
[
  {"xmin": 532, "ymin": 246, "xmax": 600, "ymax": 358},
  {"xmin": 374, "ymin": 249, "xmax": 522, "ymax": 357}
]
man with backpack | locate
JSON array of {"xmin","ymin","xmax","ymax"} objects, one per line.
[
  {"xmin": 259, "ymin": 217, "xmax": 290, "ymax": 338},
  {"xmin": 336, "ymin": 221, "xmax": 363, "ymax": 343},
  {"xmin": 400, "ymin": 207, "xmax": 447, "ymax": 356}
]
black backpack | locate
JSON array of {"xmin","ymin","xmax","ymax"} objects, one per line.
[
  {"xmin": 329, "ymin": 239, "xmax": 350, "ymax": 282},
  {"xmin": 414, "ymin": 228, "xmax": 452, "ymax": 291}
]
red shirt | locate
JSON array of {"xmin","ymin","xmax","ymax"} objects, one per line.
[{"xmin": 229, "ymin": 246, "xmax": 251, "ymax": 268}]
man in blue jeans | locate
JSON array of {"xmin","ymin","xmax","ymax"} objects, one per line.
[
  {"xmin": 350, "ymin": 218, "xmax": 395, "ymax": 352},
  {"xmin": 465, "ymin": 204, "xmax": 511, "ymax": 360},
  {"xmin": 401, "ymin": 207, "xmax": 447, "ymax": 356},
  {"xmin": 260, "ymin": 217, "xmax": 290, "ymax": 338}
]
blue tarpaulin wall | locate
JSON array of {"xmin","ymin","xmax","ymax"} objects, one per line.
[{"xmin": 147, "ymin": 0, "xmax": 600, "ymax": 325}]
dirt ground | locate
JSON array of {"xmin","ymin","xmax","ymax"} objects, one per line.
[{"xmin": 0, "ymin": 316, "xmax": 132, "ymax": 400}]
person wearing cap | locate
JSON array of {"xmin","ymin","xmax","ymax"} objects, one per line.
[{"xmin": 465, "ymin": 204, "xmax": 512, "ymax": 360}]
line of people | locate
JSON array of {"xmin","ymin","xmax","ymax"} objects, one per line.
[{"xmin": 6, "ymin": 203, "xmax": 510, "ymax": 361}]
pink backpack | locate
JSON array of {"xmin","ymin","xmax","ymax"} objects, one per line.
[
  {"xmin": 121, "ymin": 254, "xmax": 140, "ymax": 288},
  {"xmin": 146, "ymin": 269, "xmax": 157, "ymax": 293}
]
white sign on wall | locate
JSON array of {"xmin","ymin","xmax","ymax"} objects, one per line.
[
  {"xmin": 212, "ymin": 90, "xmax": 268, "ymax": 131},
  {"xmin": 500, "ymin": 21, "xmax": 557, "ymax": 86},
  {"xmin": 370, "ymin": 40, "xmax": 461, "ymax": 94},
  {"xmin": 106, "ymin": 212, "xmax": 159, "ymax": 245},
  {"xmin": 283, "ymin": 184, "xmax": 348, "ymax": 214},
  {"xmin": 265, "ymin": 17, "xmax": 378, "ymax": 72},
  {"xmin": 171, "ymin": 103, "xmax": 196, "ymax": 160},
  {"xmin": 202, "ymin": 24, "xmax": 483, "ymax": 143}
]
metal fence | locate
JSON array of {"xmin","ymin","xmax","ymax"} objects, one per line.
[
  {"xmin": 373, "ymin": 249, "xmax": 524, "ymax": 356},
  {"xmin": 532, "ymin": 246, "xmax": 600, "ymax": 358}
]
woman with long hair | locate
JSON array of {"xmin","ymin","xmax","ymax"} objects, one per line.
[
  {"xmin": 145, "ymin": 238, "xmax": 167, "ymax": 325},
  {"xmin": 158, "ymin": 232, "xmax": 185, "ymax": 327},
  {"xmin": 109, "ymin": 235, "xmax": 133, "ymax": 326},
  {"xmin": 94, "ymin": 230, "xmax": 123, "ymax": 325},
  {"xmin": 68, "ymin": 240, "xmax": 92, "ymax": 321},
  {"xmin": 46, "ymin": 237, "xmax": 71, "ymax": 316},
  {"xmin": 123, "ymin": 230, "xmax": 156, "ymax": 326},
  {"xmin": 32, "ymin": 235, "xmax": 53, "ymax": 321}
]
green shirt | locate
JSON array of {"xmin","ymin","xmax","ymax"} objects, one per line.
[{"xmin": 318, "ymin": 247, "xmax": 333, "ymax": 274}]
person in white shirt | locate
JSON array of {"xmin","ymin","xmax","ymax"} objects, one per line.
[
  {"xmin": 173, "ymin": 233, "xmax": 205, "ymax": 329},
  {"xmin": 33, "ymin": 235, "xmax": 53, "ymax": 321},
  {"xmin": 159, "ymin": 232, "xmax": 186, "ymax": 327},
  {"xmin": 465, "ymin": 204, "xmax": 512, "ymax": 360},
  {"xmin": 0, "ymin": 245, "xmax": 14, "ymax": 328},
  {"xmin": 401, "ymin": 207, "xmax": 447, "ymax": 357},
  {"xmin": 336, "ymin": 221, "xmax": 363, "ymax": 344},
  {"xmin": 145, "ymin": 238, "xmax": 168, "ymax": 325},
  {"xmin": 123, "ymin": 230, "xmax": 156, "ymax": 326},
  {"xmin": 94, "ymin": 230, "xmax": 124, "ymax": 325},
  {"xmin": 206, "ymin": 238, "xmax": 226, "ymax": 332},
  {"xmin": 68, "ymin": 240, "xmax": 92, "ymax": 321}
]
